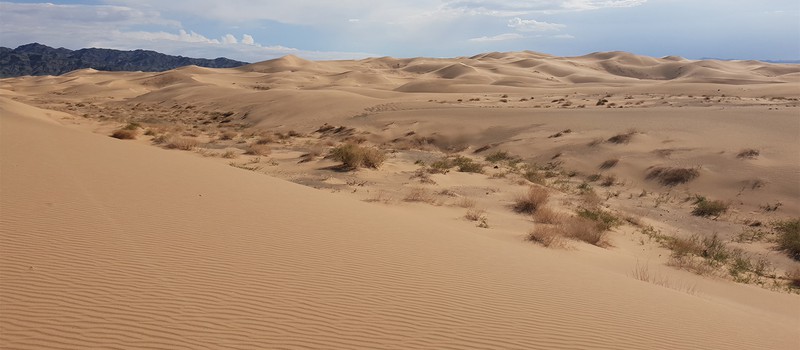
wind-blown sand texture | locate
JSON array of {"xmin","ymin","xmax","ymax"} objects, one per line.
[{"xmin": 1, "ymin": 51, "xmax": 799, "ymax": 349}]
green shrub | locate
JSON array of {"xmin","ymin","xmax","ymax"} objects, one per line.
[
  {"xmin": 775, "ymin": 218, "xmax": 800, "ymax": 261},
  {"xmin": 691, "ymin": 197, "xmax": 729, "ymax": 218},
  {"xmin": 576, "ymin": 208, "xmax": 620, "ymax": 231}
]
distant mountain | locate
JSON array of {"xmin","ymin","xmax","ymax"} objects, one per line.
[
  {"xmin": 699, "ymin": 57, "xmax": 800, "ymax": 64},
  {"xmin": 0, "ymin": 43, "xmax": 249, "ymax": 78}
]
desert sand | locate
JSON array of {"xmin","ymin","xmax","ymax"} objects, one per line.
[{"xmin": 1, "ymin": 51, "xmax": 799, "ymax": 349}]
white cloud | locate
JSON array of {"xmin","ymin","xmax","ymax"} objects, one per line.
[
  {"xmin": 242, "ymin": 34, "xmax": 255, "ymax": 45},
  {"xmin": 508, "ymin": 18, "xmax": 565, "ymax": 32},
  {"xmin": 222, "ymin": 34, "xmax": 238, "ymax": 44},
  {"xmin": 469, "ymin": 33, "xmax": 524, "ymax": 42},
  {"xmin": 0, "ymin": 2, "xmax": 374, "ymax": 61},
  {"xmin": 553, "ymin": 34, "xmax": 575, "ymax": 39},
  {"xmin": 561, "ymin": 0, "xmax": 647, "ymax": 11}
]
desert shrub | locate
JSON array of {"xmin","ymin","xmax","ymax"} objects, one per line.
[
  {"xmin": 453, "ymin": 156, "xmax": 484, "ymax": 173},
  {"xmin": 646, "ymin": 166, "xmax": 700, "ymax": 186},
  {"xmin": 465, "ymin": 208, "xmax": 486, "ymax": 221},
  {"xmin": 586, "ymin": 174, "xmax": 602, "ymax": 182},
  {"xmin": 533, "ymin": 207, "xmax": 565, "ymax": 224},
  {"xmin": 513, "ymin": 186, "xmax": 549, "ymax": 214},
  {"xmin": 736, "ymin": 149, "xmax": 760, "ymax": 159},
  {"xmin": 164, "ymin": 137, "xmax": 198, "ymax": 150},
  {"xmin": 404, "ymin": 187, "xmax": 437, "ymax": 204},
  {"xmin": 219, "ymin": 131, "xmax": 237, "ymax": 140},
  {"xmin": 523, "ymin": 169, "xmax": 545, "ymax": 185},
  {"xmin": 527, "ymin": 226, "xmax": 567, "ymax": 248},
  {"xmin": 122, "ymin": 122, "xmax": 141, "ymax": 130},
  {"xmin": 700, "ymin": 233, "xmax": 729, "ymax": 264},
  {"xmin": 600, "ymin": 175, "xmax": 616, "ymax": 187},
  {"xmin": 599, "ymin": 158, "xmax": 619, "ymax": 169},
  {"xmin": 665, "ymin": 235, "xmax": 703, "ymax": 259},
  {"xmin": 455, "ymin": 197, "xmax": 476, "ymax": 208},
  {"xmin": 576, "ymin": 208, "xmax": 620, "ymax": 231},
  {"xmin": 691, "ymin": 197, "xmax": 729, "ymax": 218},
  {"xmin": 485, "ymin": 151, "xmax": 515, "ymax": 163},
  {"xmin": 330, "ymin": 143, "xmax": 386, "ymax": 170},
  {"xmin": 111, "ymin": 129, "xmax": 137, "ymax": 140},
  {"xmin": 774, "ymin": 218, "xmax": 800, "ymax": 261},
  {"xmin": 221, "ymin": 150, "xmax": 238, "ymax": 159},
  {"xmin": 562, "ymin": 217, "xmax": 606, "ymax": 246},
  {"xmin": 607, "ymin": 130, "xmax": 636, "ymax": 144},
  {"xmin": 244, "ymin": 144, "xmax": 271, "ymax": 156}
]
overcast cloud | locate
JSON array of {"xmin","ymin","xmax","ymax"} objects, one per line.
[{"xmin": 0, "ymin": 1, "xmax": 797, "ymax": 61}]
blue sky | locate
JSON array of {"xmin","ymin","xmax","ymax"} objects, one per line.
[{"xmin": 1, "ymin": 1, "xmax": 798, "ymax": 62}]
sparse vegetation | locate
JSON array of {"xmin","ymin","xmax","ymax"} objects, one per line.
[
  {"xmin": 485, "ymin": 151, "xmax": 517, "ymax": 163},
  {"xmin": 244, "ymin": 144, "xmax": 272, "ymax": 156},
  {"xmin": 691, "ymin": 196, "xmax": 729, "ymax": 218},
  {"xmin": 404, "ymin": 187, "xmax": 437, "ymax": 204},
  {"xmin": 576, "ymin": 208, "xmax": 620, "ymax": 231},
  {"xmin": 646, "ymin": 166, "xmax": 700, "ymax": 186},
  {"xmin": 532, "ymin": 207, "xmax": 565, "ymax": 224},
  {"xmin": 527, "ymin": 226, "xmax": 567, "ymax": 248},
  {"xmin": 465, "ymin": 208, "xmax": 486, "ymax": 221},
  {"xmin": 599, "ymin": 158, "xmax": 619, "ymax": 169},
  {"xmin": 329, "ymin": 143, "xmax": 386, "ymax": 170},
  {"xmin": 427, "ymin": 156, "xmax": 483, "ymax": 174},
  {"xmin": 736, "ymin": 149, "xmax": 760, "ymax": 159},
  {"xmin": 562, "ymin": 217, "xmax": 606, "ymax": 246},
  {"xmin": 774, "ymin": 218, "xmax": 800, "ymax": 261},
  {"xmin": 164, "ymin": 137, "xmax": 198, "ymax": 150},
  {"xmin": 523, "ymin": 168, "xmax": 545, "ymax": 185},
  {"xmin": 607, "ymin": 130, "xmax": 637, "ymax": 144},
  {"xmin": 513, "ymin": 186, "xmax": 549, "ymax": 214}
]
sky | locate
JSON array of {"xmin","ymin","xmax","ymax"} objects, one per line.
[{"xmin": 1, "ymin": 1, "xmax": 798, "ymax": 62}]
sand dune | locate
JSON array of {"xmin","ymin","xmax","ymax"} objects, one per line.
[{"xmin": 1, "ymin": 51, "xmax": 799, "ymax": 349}]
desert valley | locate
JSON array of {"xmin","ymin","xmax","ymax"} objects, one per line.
[{"xmin": 1, "ymin": 50, "xmax": 799, "ymax": 349}]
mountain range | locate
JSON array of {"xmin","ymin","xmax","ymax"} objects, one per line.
[{"xmin": 0, "ymin": 43, "xmax": 248, "ymax": 78}]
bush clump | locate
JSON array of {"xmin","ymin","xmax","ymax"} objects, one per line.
[
  {"xmin": 330, "ymin": 143, "xmax": 386, "ymax": 170},
  {"xmin": 513, "ymin": 186, "xmax": 549, "ymax": 214},
  {"xmin": 646, "ymin": 166, "xmax": 700, "ymax": 186},
  {"xmin": 774, "ymin": 218, "xmax": 800, "ymax": 261},
  {"xmin": 691, "ymin": 197, "xmax": 729, "ymax": 218}
]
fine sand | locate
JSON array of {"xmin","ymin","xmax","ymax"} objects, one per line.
[{"xmin": 1, "ymin": 51, "xmax": 799, "ymax": 349}]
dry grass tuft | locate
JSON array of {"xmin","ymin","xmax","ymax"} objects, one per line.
[
  {"xmin": 465, "ymin": 208, "xmax": 486, "ymax": 221},
  {"xmin": 330, "ymin": 143, "xmax": 386, "ymax": 170},
  {"xmin": 164, "ymin": 137, "xmax": 198, "ymax": 150},
  {"xmin": 244, "ymin": 144, "xmax": 272, "ymax": 156},
  {"xmin": 646, "ymin": 166, "xmax": 700, "ymax": 186},
  {"xmin": 562, "ymin": 217, "xmax": 606, "ymax": 246},
  {"xmin": 513, "ymin": 186, "xmax": 549, "ymax": 214},
  {"xmin": 527, "ymin": 226, "xmax": 568, "ymax": 248},
  {"xmin": 533, "ymin": 207, "xmax": 565, "ymax": 224},
  {"xmin": 404, "ymin": 187, "xmax": 437, "ymax": 204}
]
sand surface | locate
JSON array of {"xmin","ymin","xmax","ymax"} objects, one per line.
[{"xmin": 1, "ymin": 51, "xmax": 799, "ymax": 349}]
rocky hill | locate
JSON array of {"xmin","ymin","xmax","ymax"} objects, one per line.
[{"xmin": 0, "ymin": 43, "xmax": 248, "ymax": 78}]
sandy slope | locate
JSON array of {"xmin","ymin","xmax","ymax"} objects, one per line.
[{"xmin": 2, "ymin": 51, "xmax": 800, "ymax": 349}]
